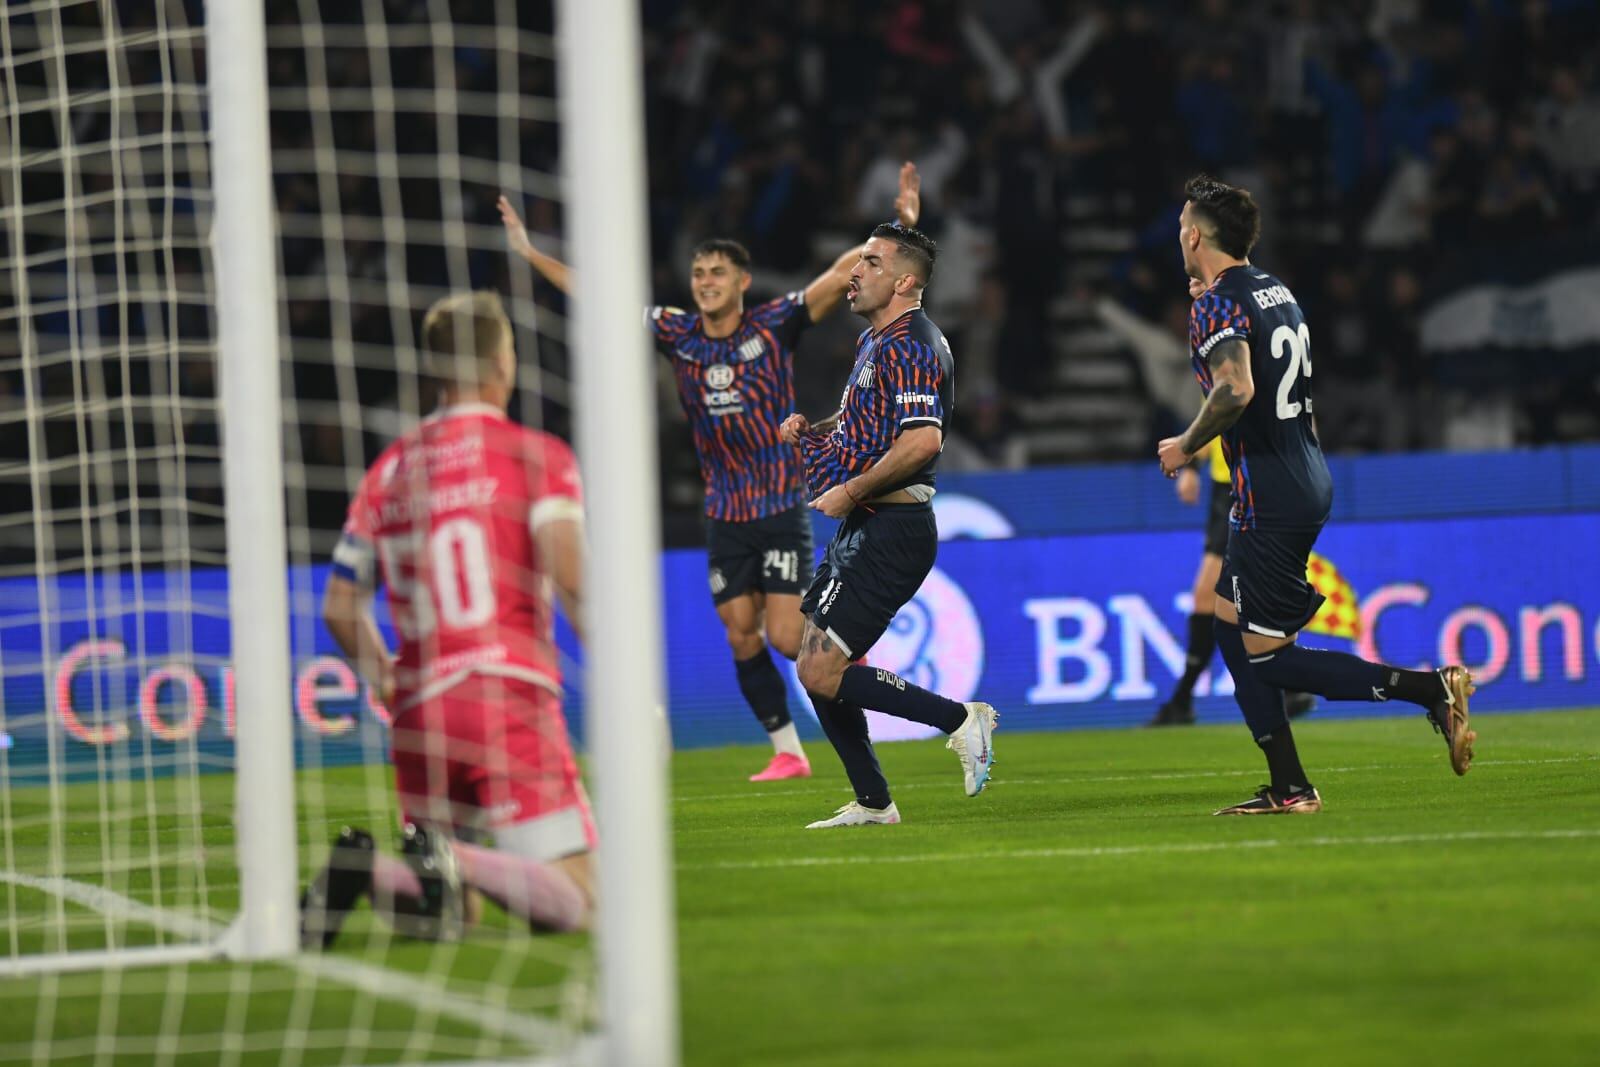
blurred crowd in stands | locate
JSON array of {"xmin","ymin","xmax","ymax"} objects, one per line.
[
  {"xmin": 7, "ymin": 0, "xmax": 1600, "ymax": 555},
  {"xmin": 638, "ymin": 0, "xmax": 1600, "ymax": 480}
]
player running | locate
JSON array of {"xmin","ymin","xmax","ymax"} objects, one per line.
[
  {"xmin": 1157, "ymin": 175, "xmax": 1476, "ymax": 815},
  {"xmin": 303, "ymin": 292, "xmax": 592, "ymax": 945},
  {"xmin": 1150, "ymin": 436, "xmax": 1315, "ymax": 726},
  {"xmin": 779, "ymin": 223, "xmax": 996, "ymax": 829},
  {"xmin": 498, "ymin": 166, "xmax": 920, "ymax": 783}
]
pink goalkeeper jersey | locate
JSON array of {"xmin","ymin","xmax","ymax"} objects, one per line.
[{"xmin": 332, "ymin": 404, "xmax": 583, "ymax": 709}]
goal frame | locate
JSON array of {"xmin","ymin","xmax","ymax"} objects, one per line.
[
  {"xmin": 4, "ymin": 4, "xmax": 681, "ymax": 1061},
  {"xmin": 555, "ymin": 0, "xmax": 681, "ymax": 1063}
]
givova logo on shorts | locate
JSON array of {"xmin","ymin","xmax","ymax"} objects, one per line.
[
  {"xmin": 816, "ymin": 577, "xmax": 842, "ymax": 616},
  {"xmin": 785, "ymin": 566, "xmax": 985, "ymax": 744}
]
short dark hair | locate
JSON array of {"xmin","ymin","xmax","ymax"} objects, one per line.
[
  {"xmin": 689, "ymin": 238, "xmax": 751, "ymax": 271},
  {"xmin": 1183, "ymin": 174, "xmax": 1260, "ymax": 259},
  {"xmin": 869, "ymin": 222, "xmax": 938, "ymax": 286}
]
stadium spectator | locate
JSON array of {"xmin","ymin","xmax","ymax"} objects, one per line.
[{"xmin": 8, "ymin": 0, "xmax": 1600, "ymax": 555}]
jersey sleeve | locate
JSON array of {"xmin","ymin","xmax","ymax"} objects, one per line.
[
  {"xmin": 881, "ymin": 338, "xmax": 947, "ymax": 432},
  {"xmin": 1189, "ymin": 289, "xmax": 1253, "ymax": 361},
  {"xmin": 330, "ymin": 465, "xmax": 381, "ymax": 589},
  {"xmin": 644, "ymin": 305, "xmax": 696, "ymax": 357},
  {"xmin": 750, "ymin": 291, "xmax": 811, "ymax": 349},
  {"xmin": 528, "ymin": 434, "xmax": 585, "ymax": 534}
]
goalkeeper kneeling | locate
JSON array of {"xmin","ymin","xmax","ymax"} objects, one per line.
[{"xmin": 302, "ymin": 290, "xmax": 595, "ymax": 946}]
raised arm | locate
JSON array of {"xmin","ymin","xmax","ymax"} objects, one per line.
[
  {"xmin": 1158, "ymin": 338, "xmax": 1255, "ymax": 476},
  {"xmin": 499, "ymin": 194, "xmax": 572, "ymax": 295},
  {"xmin": 805, "ymin": 163, "xmax": 921, "ymax": 322}
]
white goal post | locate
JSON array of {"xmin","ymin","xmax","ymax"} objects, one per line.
[
  {"xmin": 554, "ymin": 0, "xmax": 680, "ymax": 1063},
  {"xmin": 209, "ymin": 0, "xmax": 300, "ymax": 966},
  {"xmin": 0, "ymin": 0, "xmax": 678, "ymax": 1062}
]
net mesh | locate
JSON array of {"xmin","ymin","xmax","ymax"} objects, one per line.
[{"xmin": 0, "ymin": 1, "xmax": 593, "ymax": 1062}]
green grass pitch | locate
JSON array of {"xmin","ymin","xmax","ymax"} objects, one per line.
[{"xmin": 2, "ymin": 709, "xmax": 1598, "ymax": 1065}]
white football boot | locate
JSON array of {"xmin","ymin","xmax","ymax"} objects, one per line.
[
  {"xmin": 805, "ymin": 801, "xmax": 902, "ymax": 829},
  {"xmin": 947, "ymin": 702, "xmax": 998, "ymax": 796}
]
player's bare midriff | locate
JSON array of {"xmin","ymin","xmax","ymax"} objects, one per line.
[{"xmin": 864, "ymin": 488, "xmax": 922, "ymax": 506}]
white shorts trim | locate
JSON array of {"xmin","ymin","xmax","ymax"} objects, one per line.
[
  {"xmin": 823, "ymin": 627, "xmax": 854, "ymax": 659},
  {"xmin": 1245, "ymin": 621, "xmax": 1288, "ymax": 638},
  {"xmin": 399, "ymin": 664, "xmax": 564, "ymax": 712},
  {"xmin": 495, "ymin": 803, "xmax": 591, "ymax": 863}
]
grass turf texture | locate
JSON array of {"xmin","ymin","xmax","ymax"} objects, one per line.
[{"xmin": 1, "ymin": 710, "xmax": 1597, "ymax": 1065}]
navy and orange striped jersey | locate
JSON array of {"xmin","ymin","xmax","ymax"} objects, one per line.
[
  {"xmin": 801, "ymin": 307, "xmax": 953, "ymax": 497},
  {"xmin": 647, "ymin": 292, "xmax": 810, "ymax": 522},
  {"xmin": 1189, "ymin": 264, "xmax": 1332, "ymax": 531}
]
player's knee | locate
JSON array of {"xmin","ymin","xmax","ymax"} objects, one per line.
[
  {"xmin": 795, "ymin": 650, "xmax": 841, "ymax": 699},
  {"xmin": 723, "ymin": 623, "xmax": 764, "ymax": 661}
]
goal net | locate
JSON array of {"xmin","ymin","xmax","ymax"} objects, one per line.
[{"xmin": 0, "ymin": 1, "xmax": 670, "ymax": 1063}]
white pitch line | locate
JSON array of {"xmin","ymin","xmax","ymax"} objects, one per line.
[
  {"xmin": 0, "ymin": 870, "xmax": 220, "ymax": 942},
  {"xmin": 684, "ymin": 827, "xmax": 1600, "ymax": 871},
  {"xmin": 0, "ymin": 871, "xmax": 570, "ymax": 1052},
  {"xmin": 676, "ymin": 754, "xmax": 1600, "ymax": 803},
  {"xmin": 294, "ymin": 953, "xmax": 569, "ymax": 1050}
]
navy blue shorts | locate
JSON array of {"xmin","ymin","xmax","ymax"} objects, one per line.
[
  {"xmin": 705, "ymin": 504, "xmax": 815, "ymax": 605},
  {"xmin": 800, "ymin": 503, "xmax": 936, "ymax": 659},
  {"xmin": 1216, "ymin": 523, "xmax": 1326, "ymax": 639},
  {"xmin": 1203, "ymin": 479, "xmax": 1232, "ymax": 557}
]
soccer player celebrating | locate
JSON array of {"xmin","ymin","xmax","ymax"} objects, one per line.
[
  {"xmin": 779, "ymin": 223, "xmax": 997, "ymax": 829},
  {"xmin": 303, "ymin": 292, "xmax": 592, "ymax": 945},
  {"xmin": 1157, "ymin": 176, "xmax": 1477, "ymax": 815},
  {"xmin": 498, "ymin": 166, "xmax": 920, "ymax": 782}
]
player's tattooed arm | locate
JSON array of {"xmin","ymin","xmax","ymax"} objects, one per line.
[{"xmin": 1178, "ymin": 339, "xmax": 1255, "ymax": 455}]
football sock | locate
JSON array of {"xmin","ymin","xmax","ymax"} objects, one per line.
[
  {"xmin": 1386, "ymin": 666, "xmax": 1450, "ymax": 707},
  {"xmin": 1214, "ymin": 618, "xmax": 1288, "ymax": 741},
  {"xmin": 835, "ymin": 665, "xmax": 966, "ymax": 733},
  {"xmin": 735, "ymin": 646, "xmax": 794, "ymax": 733},
  {"xmin": 454, "ymin": 841, "xmax": 588, "ymax": 934},
  {"xmin": 1172, "ymin": 612, "xmax": 1217, "ymax": 701},
  {"xmin": 810, "ymin": 695, "xmax": 891, "ymax": 810},
  {"xmin": 767, "ymin": 721, "xmax": 805, "ymax": 758},
  {"xmin": 1251, "ymin": 644, "xmax": 1439, "ymax": 705},
  {"xmin": 1258, "ymin": 724, "xmax": 1311, "ymax": 796}
]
